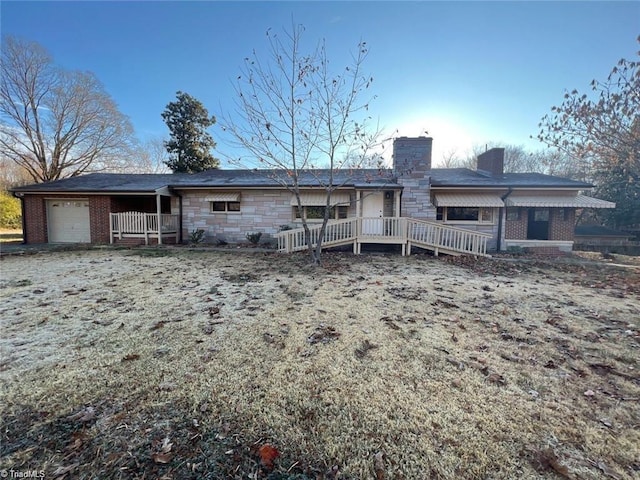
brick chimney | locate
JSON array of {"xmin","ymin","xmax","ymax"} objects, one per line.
[
  {"xmin": 393, "ymin": 136, "xmax": 434, "ymax": 220},
  {"xmin": 477, "ymin": 148, "xmax": 505, "ymax": 176},
  {"xmin": 393, "ymin": 136, "xmax": 433, "ymax": 176}
]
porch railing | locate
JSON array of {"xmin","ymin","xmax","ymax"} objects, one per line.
[{"xmin": 110, "ymin": 212, "xmax": 179, "ymax": 244}]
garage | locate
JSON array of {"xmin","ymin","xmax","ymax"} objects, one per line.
[{"xmin": 47, "ymin": 199, "xmax": 91, "ymax": 243}]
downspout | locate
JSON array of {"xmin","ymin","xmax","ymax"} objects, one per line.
[
  {"xmin": 174, "ymin": 190, "xmax": 183, "ymax": 244},
  {"xmin": 498, "ymin": 188, "xmax": 513, "ymax": 252}
]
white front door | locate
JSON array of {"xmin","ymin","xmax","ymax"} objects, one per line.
[{"xmin": 361, "ymin": 191, "xmax": 384, "ymax": 235}]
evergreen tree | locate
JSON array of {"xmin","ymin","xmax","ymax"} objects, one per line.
[{"xmin": 161, "ymin": 91, "xmax": 219, "ymax": 173}]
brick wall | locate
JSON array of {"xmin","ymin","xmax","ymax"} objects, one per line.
[
  {"xmin": 89, "ymin": 196, "xmax": 112, "ymax": 244},
  {"xmin": 505, "ymin": 208, "xmax": 527, "ymax": 240},
  {"xmin": 549, "ymin": 208, "xmax": 575, "ymax": 241},
  {"xmin": 505, "ymin": 207, "xmax": 576, "ymax": 242},
  {"xmin": 22, "ymin": 194, "xmax": 115, "ymax": 244},
  {"xmin": 22, "ymin": 195, "xmax": 47, "ymax": 244}
]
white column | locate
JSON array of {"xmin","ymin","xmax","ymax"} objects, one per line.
[{"xmin": 156, "ymin": 194, "xmax": 162, "ymax": 245}]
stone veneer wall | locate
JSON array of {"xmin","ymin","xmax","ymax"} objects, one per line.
[
  {"xmin": 182, "ymin": 189, "xmax": 331, "ymax": 244},
  {"xmin": 393, "ymin": 137, "xmax": 436, "ymax": 220}
]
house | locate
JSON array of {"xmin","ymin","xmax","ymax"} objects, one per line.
[{"xmin": 11, "ymin": 136, "xmax": 615, "ymax": 255}]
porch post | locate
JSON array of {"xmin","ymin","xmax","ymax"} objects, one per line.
[
  {"xmin": 156, "ymin": 194, "xmax": 163, "ymax": 245},
  {"xmin": 394, "ymin": 190, "xmax": 401, "ymax": 217}
]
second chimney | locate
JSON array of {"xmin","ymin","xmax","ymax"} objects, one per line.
[{"xmin": 477, "ymin": 148, "xmax": 505, "ymax": 176}]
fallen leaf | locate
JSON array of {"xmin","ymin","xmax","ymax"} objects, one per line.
[
  {"xmin": 121, "ymin": 354, "xmax": 140, "ymax": 362},
  {"xmin": 258, "ymin": 444, "xmax": 280, "ymax": 471},
  {"xmin": 67, "ymin": 406, "xmax": 96, "ymax": 423},
  {"xmin": 584, "ymin": 389, "xmax": 595, "ymax": 397},
  {"xmin": 152, "ymin": 452, "xmax": 173, "ymax": 464},
  {"xmin": 160, "ymin": 436, "xmax": 173, "ymax": 453},
  {"xmin": 487, "ymin": 373, "xmax": 506, "ymax": 386},
  {"xmin": 52, "ymin": 463, "xmax": 79, "ymax": 476},
  {"xmin": 374, "ymin": 451, "xmax": 385, "ymax": 480}
]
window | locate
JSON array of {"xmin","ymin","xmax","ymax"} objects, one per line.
[
  {"xmin": 438, "ymin": 207, "xmax": 495, "ymax": 224},
  {"xmin": 480, "ymin": 208, "xmax": 493, "ymax": 223},
  {"xmin": 447, "ymin": 207, "xmax": 479, "ymax": 221},
  {"xmin": 534, "ymin": 208, "xmax": 549, "ymax": 222},
  {"xmin": 210, "ymin": 201, "xmax": 240, "ymax": 213},
  {"xmin": 506, "ymin": 208, "xmax": 520, "ymax": 221},
  {"xmin": 293, "ymin": 205, "xmax": 348, "ymax": 220}
]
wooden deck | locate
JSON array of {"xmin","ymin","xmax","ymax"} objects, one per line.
[
  {"xmin": 275, "ymin": 217, "xmax": 491, "ymax": 257},
  {"xmin": 110, "ymin": 212, "xmax": 179, "ymax": 245}
]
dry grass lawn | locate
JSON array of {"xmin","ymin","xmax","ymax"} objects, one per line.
[{"xmin": 0, "ymin": 248, "xmax": 639, "ymax": 479}]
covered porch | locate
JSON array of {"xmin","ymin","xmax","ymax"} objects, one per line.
[
  {"xmin": 503, "ymin": 194, "xmax": 616, "ymax": 253},
  {"xmin": 110, "ymin": 212, "xmax": 179, "ymax": 245},
  {"xmin": 109, "ymin": 188, "xmax": 180, "ymax": 245}
]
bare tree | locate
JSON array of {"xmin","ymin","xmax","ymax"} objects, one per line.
[
  {"xmin": 223, "ymin": 24, "xmax": 385, "ymax": 264},
  {"xmin": 130, "ymin": 136, "xmax": 171, "ymax": 174},
  {"xmin": 0, "ymin": 155, "xmax": 32, "ymax": 190},
  {"xmin": 537, "ymin": 43, "xmax": 640, "ymax": 228},
  {"xmin": 0, "ymin": 36, "xmax": 136, "ymax": 183}
]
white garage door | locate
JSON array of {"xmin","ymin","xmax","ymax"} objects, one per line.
[{"xmin": 47, "ymin": 200, "xmax": 91, "ymax": 243}]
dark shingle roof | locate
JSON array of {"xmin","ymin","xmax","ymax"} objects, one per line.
[
  {"xmin": 429, "ymin": 168, "xmax": 592, "ymax": 188},
  {"xmin": 11, "ymin": 173, "xmax": 186, "ymax": 193},
  {"xmin": 12, "ymin": 169, "xmax": 400, "ymax": 193},
  {"xmin": 180, "ymin": 168, "xmax": 399, "ymax": 189},
  {"xmin": 12, "ymin": 167, "xmax": 592, "ymax": 194}
]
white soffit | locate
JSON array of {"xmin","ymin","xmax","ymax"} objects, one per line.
[
  {"xmin": 434, "ymin": 193, "xmax": 504, "ymax": 207},
  {"xmin": 205, "ymin": 193, "xmax": 241, "ymax": 202},
  {"xmin": 290, "ymin": 192, "xmax": 351, "ymax": 206},
  {"xmin": 506, "ymin": 194, "xmax": 616, "ymax": 208}
]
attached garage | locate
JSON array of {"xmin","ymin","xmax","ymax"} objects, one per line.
[{"xmin": 47, "ymin": 199, "xmax": 91, "ymax": 243}]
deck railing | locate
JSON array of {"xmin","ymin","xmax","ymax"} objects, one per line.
[
  {"xmin": 275, "ymin": 217, "xmax": 491, "ymax": 256},
  {"xmin": 110, "ymin": 212, "xmax": 179, "ymax": 244},
  {"xmin": 277, "ymin": 217, "xmax": 357, "ymax": 253},
  {"xmin": 406, "ymin": 218, "xmax": 490, "ymax": 256}
]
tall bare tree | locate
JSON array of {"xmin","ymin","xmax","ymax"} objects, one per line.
[
  {"xmin": 0, "ymin": 36, "xmax": 136, "ymax": 183},
  {"xmin": 129, "ymin": 136, "xmax": 171, "ymax": 174},
  {"xmin": 223, "ymin": 24, "xmax": 384, "ymax": 264}
]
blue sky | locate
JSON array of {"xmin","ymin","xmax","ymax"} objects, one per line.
[{"xmin": 2, "ymin": 1, "xmax": 638, "ymax": 167}]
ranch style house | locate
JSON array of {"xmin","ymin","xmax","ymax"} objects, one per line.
[{"xmin": 12, "ymin": 137, "xmax": 615, "ymax": 256}]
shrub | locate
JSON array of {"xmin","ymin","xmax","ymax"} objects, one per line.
[
  {"xmin": 0, "ymin": 191, "xmax": 22, "ymax": 229},
  {"xmin": 246, "ymin": 232, "xmax": 262, "ymax": 245},
  {"xmin": 189, "ymin": 229, "xmax": 205, "ymax": 244}
]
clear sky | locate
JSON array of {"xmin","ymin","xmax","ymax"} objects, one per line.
[{"xmin": 2, "ymin": 1, "xmax": 638, "ymax": 167}]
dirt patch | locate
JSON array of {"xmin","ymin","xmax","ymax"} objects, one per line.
[{"xmin": 0, "ymin": 249, "xmax": 638, "ymax": 479}]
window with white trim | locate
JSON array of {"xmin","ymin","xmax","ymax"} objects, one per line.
[
  {"xmin": 293, "ymin": 205, "xmax": 348, "ymax": 220},
  {"xmin": 437, "ymin": 207, "xmax": 495, "ymax": 224},
  {"xmin": 210, "ymin": 201, "xmax": 241, "ymax": 213}
]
